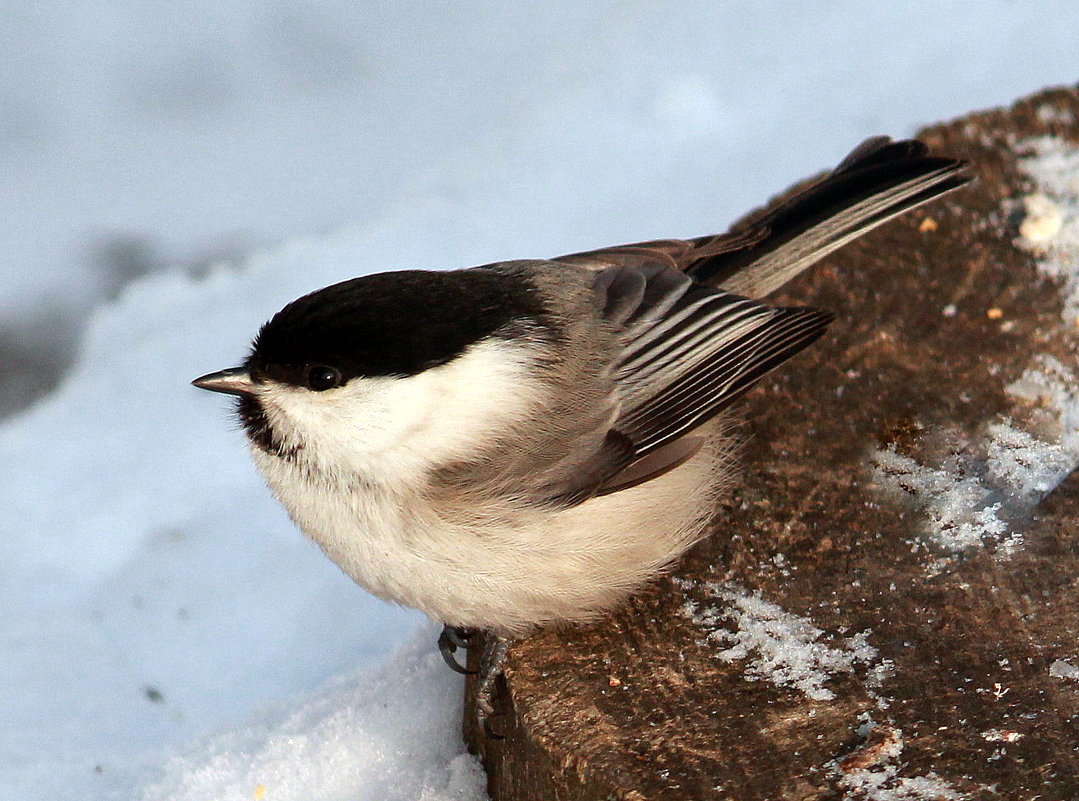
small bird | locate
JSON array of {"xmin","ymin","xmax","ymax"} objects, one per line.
[{"xmin": 194, "ymin": 137, "xmax": 970, "ymax": 716}]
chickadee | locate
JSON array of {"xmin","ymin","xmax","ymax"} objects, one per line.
[{"xmin": 194, "ymin": 137, "xmax": 970, "ymax": 715}]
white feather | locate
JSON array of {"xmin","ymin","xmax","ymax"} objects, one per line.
[
  {"xmin": 247, "ymin": 339, "xmax": 734, "ymax": 635},
  {"xmin": 255, "ymin": 339, "xmax": 542, "ymax": 485}
]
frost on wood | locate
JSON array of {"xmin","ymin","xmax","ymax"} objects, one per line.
[
  {"xmin": 869, "ymin": 136, "xmax": 1079, "ymax": 564},
  {"xmin": 1017, "ymin": 136, "xmax": 1079, "ymax": 320},
  {"xmin": 678, "ymin": 580, "xmax": 877, "ymax": 701},
  {"xmin": 832, "ymin": 723, "xmax": 963, "ymax": 801},
  {"xmin": 985, "ymin": 418, "xmax": 1072, "ymax": 496},
  {"xmin": 1049, "ymin": 659, "xmax": 1079, "ymax": 681},
  {"xmin": 869, "ymin": 371, "xmax": 1079, "ymax": 559},
  {"xmin": 838, "ymin": 768, "xmax": 961, "ymax": 801},
  {"xmin": 1007, "ymin": 353, "xmax": 1079, "ymax": 458},
  {"xmin": 870, "ymin": 448, "xmax": 1009, "ymax": 553}
]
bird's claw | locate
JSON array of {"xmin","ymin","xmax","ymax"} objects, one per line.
[
  {"xmin": 475, "ymin": 634, "xmax": 510, "ymax": 739},
  {"xmin": 437, "ymin": 626, "xmax": 512, "ymax": 737},
  {"xmin": 438, "ymin": 625, "xmax": 477, "ymax": 674}
]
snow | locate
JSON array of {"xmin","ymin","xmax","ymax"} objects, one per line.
[
  {"xmin": 871, "ymin": 447, "xmax": 1012, "ymax": 553},
  {"xmin": 679, "ymin": 582, "xmax": 971, "ymax": 796},
  {"xmin": 985, "ymin": 418, "xmax": 1074, "ymax": 497},
  {"xmin": 831, "ymin": 723, "xmax": 965, "ymax": 801},
  {"xmin": 678, "ymin": 580, "xmax": 877, "ymax": 701},
  {"xmin": 871, "ymin": 137, "xmax": 1079, "ymax": 565},
  {"xmin": 1048, "ymin": 659, "xmax": 1079, "ymax": 682},
  {"xmin": 1017, "ymin": 137, "xmax": 1079, "ymax": 321},
  {"xmin": 5, "ymin": 2, "xmax": 1079, "ymax": 799},
  {"xmin": 981, "ymin": 728, "xmax": 1024, "ymax": 743},
  {"xmin": 838, "ymin": 769, "xmax": 961, "ymax": 801},
  {"xmin": 1017, "ymin": 193, "xmax": 1063, "ymax": 243},
  {"xmin": 834, "ymin": 726, "xmax": 951, "ymax": 801},
  {"xmin": 138, "ymin": 626, "xmax": 486, "ymax": 801}
]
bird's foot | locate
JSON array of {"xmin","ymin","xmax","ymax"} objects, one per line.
[
  {"xmin": 437, "ymin": 625, "xmax": 477, "ymax": 674},
  {"xmin": 476, "ymin": 634, "xmax": 511, "ymax": 739}
]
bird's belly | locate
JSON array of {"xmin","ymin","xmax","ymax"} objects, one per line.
[
  {"xmin": 254, "ymin": 456, "xmax": 448, "ymax": 612},
  {"xmin": 253, "ymin": 443, "xmax": 721, "ymax": 634}
]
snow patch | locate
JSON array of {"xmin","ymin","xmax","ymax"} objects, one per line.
[
  {"xmin": 678, "ymin": 580, "xmax": 877, "ymax": 701},
  {"xmin": 839, "ymin": 769, "xmax": 962, "ymax": 801},
  {"xmin": 871, "ymin": 448, "xmax": 1010, "ymax": 553},
  {"xmin": 870, "ymin": 138, "xmax": 1079, "ymax": 564},
  {"xmin": 985, "ymin": 418, "xmax": 1074, "ymax": 495},
  {"xmin": 1017, "ymin": 137, "xmax": 1079, "ymax": 320},
  {"xmin": 138, "ymin": 627, "xmax": 485, "ymax": 801},
  {"xmin": 1017, "ymin": 192, "xmax": 1063, "ymax": 244},
  {"xmin": 1036, "ymin": 103, "xmax": 1077, "ymax": 127},
  {"xmin": 1049, "ymin": 659, "xmax": 1079, "ymax": 681},
  {"xmin": 1007, "ymin": 354, "xmax": 1079, "ymax": 454},
  {"xmin": 981, "ymin": 728, "xmax": 1023, "ymax": 743},
  {"xmin": 870, "ymin": 383, "xmax": 1076, "ymax": 562},
  {"xmin": 833, "ymin": 722, "xmax": 965, "ymax": 801}
]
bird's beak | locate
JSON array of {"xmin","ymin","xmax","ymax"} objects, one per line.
[{"xmin": 192, "ymin": 367, "xmax": 256, "ymax": 397}]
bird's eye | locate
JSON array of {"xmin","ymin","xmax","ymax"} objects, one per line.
[{"xmin": 305, "ymin": 364, "xmax": 343, "ymax": 392}]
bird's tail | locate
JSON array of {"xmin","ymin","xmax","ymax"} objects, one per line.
[{"xmin": 555, "ymin": 137, "xmax": 973, "ymax": 299}]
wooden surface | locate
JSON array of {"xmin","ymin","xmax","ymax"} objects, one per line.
[{"xmin": 465, "ymin": 85, "xmax": 1079, "ymax": 800}]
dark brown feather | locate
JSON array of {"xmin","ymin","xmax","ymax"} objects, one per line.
[{"xmin": 553, "ymin": 137, "xmax": 972, "ymax": 299}]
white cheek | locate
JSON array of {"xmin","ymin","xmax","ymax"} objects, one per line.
[{"xmin": 257, "ymin": 339, "xmax": 542, "ymax": 479}]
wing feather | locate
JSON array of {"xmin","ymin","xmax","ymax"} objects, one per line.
[
  {"xmin": 618, "ymin": 307, "xmax": 831, "ymax": 454},
  {"xmin": 526, "ymin": 262, "xmax": 825, "ymax": 507},
  {"xmin": 531, "ymin": 137, "xmax": 970, "ymax": 503},
  {"xmin": 592, "ymin": 261, "xmax": 831, "ymax": 470}
]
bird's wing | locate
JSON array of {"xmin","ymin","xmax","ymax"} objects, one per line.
[
  {"xmin": 595, "ymin": 262, "xmax": 831, "ymax": 495},
  {"xmin": 535, "ymin": 137, "xmax": 969, "ymax": 503},
  {"xmin": 554, "ymin": 137, "xmax": 972, "ymax": 298},
  {"xmin": 540, "ymin": 261, "xmax": 830, "ymax": 505}
]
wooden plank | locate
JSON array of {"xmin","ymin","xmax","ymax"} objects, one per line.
[{"xmin": 465, "ymin": 85, "xmax": 1079, "ymax": 801}]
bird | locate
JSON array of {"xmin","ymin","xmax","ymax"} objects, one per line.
[{"xmin": 193, "ymin": 137, "xmax": 971, "ymax": 720}]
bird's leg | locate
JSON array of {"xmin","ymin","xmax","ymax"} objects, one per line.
[
  {"xmin": 438, "ymin": 625, "xmax": 477, "ymax": 674},
  {"xmin": 476, "ymin": 633, "xmax": 511, "ymax": 738}
]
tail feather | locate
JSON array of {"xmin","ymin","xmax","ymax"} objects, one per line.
[
  {"xmin": 695, "ymin": 142, "xmax": 971, "ymax": 295},
  {"xmin": 553, "ymin": 137, "xmax": 972, "ymax": 299}
]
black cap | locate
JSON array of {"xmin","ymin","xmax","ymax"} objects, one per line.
[{"xmin": 247, "ymin": 266, "xmax": 551, "ymax": 387}]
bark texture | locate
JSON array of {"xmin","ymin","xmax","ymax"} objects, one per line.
[{"xmin": 465, "ymin": 85, "xmax": 1079, "ymax": 801}]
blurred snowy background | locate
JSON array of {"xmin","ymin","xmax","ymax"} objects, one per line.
[{"xmin": 1, "ymin": 2, "xmax": 1078, "ymax": 799}]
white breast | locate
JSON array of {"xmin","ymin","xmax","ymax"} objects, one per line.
[{"xmin": 248, "ymin": 340, "xmax": 733, "ymax": 634}]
